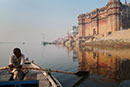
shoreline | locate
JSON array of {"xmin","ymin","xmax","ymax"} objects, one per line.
[
  {"xmin": 81, "ymin": 40, "xmax": 130, "ymax": 48},
  {"xmin": 80, "ymin": 29, "xmax": 130, "ymax": 48}
]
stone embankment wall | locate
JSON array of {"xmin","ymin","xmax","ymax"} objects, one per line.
[{"xmin": 83, "ymin": 29, "xmax": 130, "ymax": 48}]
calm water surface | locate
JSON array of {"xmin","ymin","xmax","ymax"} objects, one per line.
[{"xmin": 0, "ymin": 42, "xmax": 130, "ymax": 87}]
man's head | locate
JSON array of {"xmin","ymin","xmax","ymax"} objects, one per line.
[{"xmin": 13, "ymin": 48, "xmax": 21, "ymax": 58}]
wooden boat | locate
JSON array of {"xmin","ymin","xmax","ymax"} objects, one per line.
[{"xmin": 0, "ymin": 60, "xmax": 62, "ymax": 87}]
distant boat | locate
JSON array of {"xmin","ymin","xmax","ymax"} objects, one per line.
[
  {"xmin": 42, "ymin": 42, "xmax": 52, "ymax": 46},
  {"xmin": 42, "ymin": 42, "xmax": 46, "ymax": 46},
  {"xmin": 41, "ymin": 33, "xmax": 47, "ymax": 46},
  {"xmin": 41, "ymin": 34, "xmax": 52, "ymax": 46}
]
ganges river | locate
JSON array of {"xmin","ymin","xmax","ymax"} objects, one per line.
[{"xmin": 0, "ymin": 42, "xmax": 130, "ymax": 87}]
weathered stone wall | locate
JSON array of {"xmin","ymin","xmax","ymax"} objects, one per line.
[
  {"xmin": 99, "ymin": 17, "xmax": 108, "ymax": 35},
  {"xmin": 85, "ymin": 20, "xmax": 98, "ymax": 36},
  {"xmin": 79, "ymin": 24, "xmax": 83, "ymax": 36},
  {"xmin": 108, "ymin": 14, "xmax": 120, "ymax": 32}
]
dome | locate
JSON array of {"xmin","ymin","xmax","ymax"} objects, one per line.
[
  {"xmin": 108, "ymin": 0, "xmax": 120, "ymax": 3},
  {"xmin": 108, "ymin": 0, "xmax": 115, "ymax": 3},
  {"xmin": 71, "ymin": 29, "xmax": 78, "ymax": 33}
]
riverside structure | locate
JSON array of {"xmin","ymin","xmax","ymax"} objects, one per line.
[{"xmin": 78, "ymin": 0, "xmax": 130, "ymax": 42}]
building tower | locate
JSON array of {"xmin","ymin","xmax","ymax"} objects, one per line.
[
  {"xmin": 78, "ymin": 14, "xmax": 86, "ymax": 38},
  {"xmin": 107, "ymin": 0, "xmax": 121, "ymax": 32},
  {"xmin": 125, "ymin": 0, "xmax": 127, "ymax": 5}
]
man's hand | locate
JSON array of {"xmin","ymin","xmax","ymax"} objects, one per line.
[
  {"xmin": 8, "ymin": 64, "xmax": 14, "ymax": 68},
  {"xmin": 8, "ymin": 64, "xmax": 14, "ymax": 72}
]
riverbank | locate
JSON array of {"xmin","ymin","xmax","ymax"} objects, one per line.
[{"xmin": 82, "ymin": 29, "xmax": 130, "ymax": 48}]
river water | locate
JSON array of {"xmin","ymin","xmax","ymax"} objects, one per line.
[{"xmin": 0, "ymin": 42, "xmax": 130, "ymax": 87}]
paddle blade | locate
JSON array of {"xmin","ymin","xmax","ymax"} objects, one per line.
[{"xmin": 76, "ymin": 71, "xmax": 90, "ymax": 76}]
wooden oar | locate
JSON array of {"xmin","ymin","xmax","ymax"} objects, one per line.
[
  {"xmin": 0, "ymin": 66, "xmax": 89, "ymax": 76},
  {"xmin": 22, "ymin": 67, "xmax": 89, "ymax": 76},
  {"xmin": 0, "ymin": 66, "xmax": 9, "ymax": 70}
]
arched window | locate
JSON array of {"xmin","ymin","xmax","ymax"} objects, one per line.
[{"xmin": 93, "ymin": 29, "xmax": 96, "ymax": 35}]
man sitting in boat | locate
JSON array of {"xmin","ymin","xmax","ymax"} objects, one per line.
[{"xmin": 8, "ymin": 48, "xmax": 25, "ymax": 80}]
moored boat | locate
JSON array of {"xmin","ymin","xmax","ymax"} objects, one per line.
[{"xmin": 0, "ymin": 60, "xmax": 62, "ymax": 87}]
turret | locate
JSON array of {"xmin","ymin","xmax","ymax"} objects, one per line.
[
  {"xmin": 107, "ymin": 0, "xmax": 121, "ymax": 15},
  {"xmin": 108, "ymin": 0, "xmax": 115, "ymax": 3},
  {"xmin": 108, "ymin": 0, "xmax": 120, "ymax": 3},
  {"xmin": 125, "ymin": 0, "xmax": 127, "ymax": 5},
  {"xmin": 78, "ymin": 14, "xmax": 86, "ymax": 37},
  {"xmin": 78, "ymin": 14, "xmax": 85, "ymax": 24},
  {"xmin": 107, "ymin": 0, "xmax": 121, "ymax": 31}
]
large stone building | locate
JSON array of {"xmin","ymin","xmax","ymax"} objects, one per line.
[{"xmin": 78, "ymin": 0, "xmax": 130, "ymax": 40}]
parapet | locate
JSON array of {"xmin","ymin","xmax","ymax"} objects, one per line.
[{"xmin": 78, "ymin": 14, "xmax": 86, "ymax": 18}]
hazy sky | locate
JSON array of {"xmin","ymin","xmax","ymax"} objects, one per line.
[{"xmin": 0, "ymin": 0, "xmax": 129, "ymax": 42}]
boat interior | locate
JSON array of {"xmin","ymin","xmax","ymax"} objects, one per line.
[{"xmin": 0, "ymin": 62, "xmax": 52, "ymax": 87}]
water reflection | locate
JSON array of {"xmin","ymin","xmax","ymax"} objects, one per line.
[
  {"xmin": 72, "ymin": 76, "xmax": 89, "ymax": 87},
  {"xmin": 64, "ymin": 45, "xmax": 130, "ymax": 83}
]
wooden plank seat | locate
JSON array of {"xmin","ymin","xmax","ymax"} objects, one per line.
[
  {"xmin": 0, "ymin": 69, "xmax": 12, "ymax": 81},
  {"xmin": 23, "ymin": 70, "xmax": 51, "ymax": 87}
]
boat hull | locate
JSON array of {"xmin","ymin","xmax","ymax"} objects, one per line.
[{"xmin": 0, "ymin": 60, "xmax": 62, "ymax": 87}]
